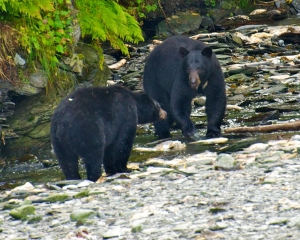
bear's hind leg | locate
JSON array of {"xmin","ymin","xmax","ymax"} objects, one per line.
[
  {"xmin": 102, "ymin": 144, "xmax": 116, "ymax": 175},
  {"xmin": 82, "ymin": 148, "xmax": 104, "ymax": 182},
  {"xmin": 53, "ymin": 145, "xmax": 81, "ymax": 180},
  {"xmin": 154, "ymin": 120, "xmax": 171, "ymax": 139},
  {"xmin": 104, "ymin": 126, "xmax": 136, "ymax": 175}
]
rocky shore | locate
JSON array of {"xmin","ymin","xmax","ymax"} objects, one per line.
[{"xmin": 1, "ymin": 135, "xmax": 300, "ymax": 239}]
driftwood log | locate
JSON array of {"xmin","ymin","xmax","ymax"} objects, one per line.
[{"xmin": 225, "ymin": 120, "xmax": 300, "ymax": 133}]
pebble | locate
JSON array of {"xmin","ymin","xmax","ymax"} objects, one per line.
[{"xmin": 1, "ymin": 135, "xmax": 300, "ymax": 239}]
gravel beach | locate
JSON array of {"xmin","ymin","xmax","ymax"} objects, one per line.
[{"xmin": 1, "ymin": 136, "xmax": 300, "ymax": 240}]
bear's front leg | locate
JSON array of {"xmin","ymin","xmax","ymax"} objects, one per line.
[{"xmin": 170, "ymin": 92, "xmax": 200, "ymax": 140}]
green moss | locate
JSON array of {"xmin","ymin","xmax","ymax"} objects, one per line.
[
  {"xmin": 131, "ymin": 225, "xmax": 142, "ymax": 233},
  {"xmin": 45, "ymin": 193, "xmax": 69, "ymax": 203},
  {"xmin": 27, "ymin": 116, "xmax": 35, "ymax": 122},
  {"xmin": 221, "ymin": 1, "xmax": 235, "ymax": 10},
  {"xmin": 74, "ymin": 190, "xmax": 89, "ymax": 199},
  {"xmin": 27, "ymin": 215, "xmax": 42, "ymax": 224},
  {"xmin": 70, "ymin": 209, "xmax": 96, "ymax": 221},
  {"xmin": 9, "ymin": 205, "xmax": 35, "ymax": 220}
]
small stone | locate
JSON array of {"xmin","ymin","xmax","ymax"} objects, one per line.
[
  {"xmin": 215, "ymin": 154, "xmax": 237, "ymax": 170},
  {"xmin": 173, "ymin": 222, "xmax": 192, "ymax": 231},
  {"xmin": 287, "ymin": 216, "xmax": 300, "ymax": 228},
  {"xmin": 62, "ymin": 184, "xmax": 78, "ymax": 190},
  {"xmin": 10, "ymin": 182, "xmax": 34, "ymax": 192},
  {"xmin": 209, "ymin": 222, "xmax": 228, "ymax": 230},
  {"xmin": 268, "ymin": 217, "xmax": 288, "ymax": 225},
  {"xmin": 262, "ymin": 178, "xmax": 277, "ymax": 184},
  {"xmin": 103, "ymin": 226, "xmax": 127, "ymax": 238},
  {"xmin": 132, "ymin": 225, "xmax": 142, "ymax": 233},
  {"xmin": 70, "ymin": 209, "xmax": 97, "ymax": 221},
  {"xmin": 77, "ymin": 180, "xmax": 94, "ymax": 187}
]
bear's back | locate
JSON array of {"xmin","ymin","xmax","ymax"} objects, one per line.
[{"xmin": 53, "ymin": 86, "xmax": 137, "ymax": 123}]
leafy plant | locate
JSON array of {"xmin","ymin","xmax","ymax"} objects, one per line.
[
  {"xmin": 0, "ymin": 23, "xmax": 19, "ymax": 83},
  {"xmin": 119, "ymin": 0, "xmax": 158, "ymax": 19},
  {"xmin": 75, "ymin": 0, "xmax": 144, "ymax": 57},
  {"xmin": 204, "ymin": 0, "xmax": 217, "ymax": 7},
  {"xmin": 237, "ymin": 0, "xmax": 255, "ymax": 14},
  {"xmin": 0, "ymin": 0, "xmax": 144, "ymax": 86}
]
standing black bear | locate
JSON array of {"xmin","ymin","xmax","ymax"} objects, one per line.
[
  {"xmin": 50, "ymin": 85, "xmax": 167, "ymax": 182},
  {"xmin": 143, "ymin": 35, "xmax": 226, "ymax": 139}
]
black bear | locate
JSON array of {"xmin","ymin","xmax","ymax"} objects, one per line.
[
  {"xmin": 143, "ymin": 35, "xmax": 226, "ymax": 139},
  {"xmin": 50, "ymin": 85, "xmax": 167, "ymax": 182}
]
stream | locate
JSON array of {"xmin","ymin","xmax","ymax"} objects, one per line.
[{"xmin": 1, "ymin": 18, "xmax": 300, "ymax": 189}]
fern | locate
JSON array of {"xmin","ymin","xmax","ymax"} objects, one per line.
[
  {"xmin": 0, "ymin": 0, "xmax": 144, "ymax": 87},
  {"xmin": 0, "ymin": 0, "xmax": 54, "ymax": 18},
  {"xmin": 76, "ymin": 0, "xmax": 144, "ymax": 56}
]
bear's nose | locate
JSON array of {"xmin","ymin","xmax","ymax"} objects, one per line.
[
  {"xmin": 189, "ymin": 71, "xmax": 201, "ymax": 89},
  {"xmin": 159, "ymin": 109, "xmax": 167, "ymax": 120}
]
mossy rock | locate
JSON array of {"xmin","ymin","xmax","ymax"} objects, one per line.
[
  {"xmin": 70, "ymin": 209, "xmax": 97, "ymax": 221},
  {"xmin": 44, "ymin": 193, "xmax": 69, "ymax": 203},
  {"xmin": 9, "ymin": 205, "xmax": 35, "ymax": 220}
]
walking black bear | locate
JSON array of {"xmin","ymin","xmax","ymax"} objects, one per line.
[{"xmin": 143, "ymin": 35, "xmax": 226, "ymax": 139}]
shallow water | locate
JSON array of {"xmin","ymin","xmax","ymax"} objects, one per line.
[
  {"xmin": 271, "ymin": 15, "xmax": 300, "ymax": 26},
  {"xmin": 1, "ymin": 125, "xmax": 297, "ymax": 190}
]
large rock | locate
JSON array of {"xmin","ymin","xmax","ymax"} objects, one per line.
[
  {"xmin": 72, "ymin": 42, "xmax": 111, "ymax": 86},
  {"xmin": 157, "ymin": 11, "xmax": 202, "ymax": 37}
]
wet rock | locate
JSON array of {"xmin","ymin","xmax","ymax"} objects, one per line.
[
  {"xmin": 103, "ymin": 226, "xmax": 130, "ymax": 238},
  {"xmin": 226, "ymin": 73, "xmax": 249, "ymax": 82},
  {"xmin": 70, "ymin": 209, "xmax": 97, "ymax": 221},
  {"xmin": 268, "ymin": 217, "xmax": 288, "ymax": 225},
  {"xmin": 215, "ymin": 153, "xmax": 238, "ymax": 170},
  {"xmin": 9, "ymin": 205, "xmax": 35, "ymax": 220},
  {"xmin": 74, "ymin": 42, "xmax": 111, "ymax": 85},
  {"xmin": 193, "ymin": 96, "xmax": 206, "ymax": 106},
  {"xmin": 287, "ymin": 216, "xmax": 300, "ymax": 228},
  {"xmin": 44, "ymin": 193, "xmax": 69, "ymax": 203},
  {"xmin": 158, "ymin": 11, "xmax": 202, "ymax": 37}
]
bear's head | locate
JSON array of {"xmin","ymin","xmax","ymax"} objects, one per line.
[
  {"xmin": 179, "ymin": 46, "xmax": 213, "ymax": 90},
  {"xmin": 132, "ymin": 92, "xmax": 167, "ymax": 124}
]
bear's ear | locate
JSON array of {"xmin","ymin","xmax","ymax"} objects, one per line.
[
  {"xmin": 179, "ymin": 47, "xmax": 189, "ymax": 58},
  {"xmin": 202, "ymin": 47, "xmax": 213, "ymax": 58},
  {"xmin": 140, "ymin": 93, "xmax": 150, "ymax": 103}
]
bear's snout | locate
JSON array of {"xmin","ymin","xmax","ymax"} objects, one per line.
[
  {"xmin": 159, "ymin": 108, "xmax": 167, "ymax": 120},
  {"xmin": 189, "ymin": 71, "xmax": 201, "ymax": 89}
]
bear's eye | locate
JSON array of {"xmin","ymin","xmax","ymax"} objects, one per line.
[{"xmin": 198, "ymin": 67, "xmax": 204, "ymax": 72}]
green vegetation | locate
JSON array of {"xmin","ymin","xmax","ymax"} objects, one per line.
[
  {"xmin": 204, "ymin": 0, "xmax": 217, "ymax": 7},
  {"xmin": 120, "ymin": 0, "xmax": 158, "ymax": 19},
  {"xmin": 204, "ymin": 0, "xmax": 255, "ymax": 13},
  {"xmin": 238, "ymin": 0, "xmax": 255, "ymax": 14},
  {"xmin": 0, "ymin": 0, "xmax": 146, "ymax": 85},
  {"xmin": 76, "ymin": 0, "xmax": 144, "ymax": 67}
]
